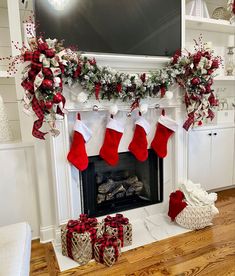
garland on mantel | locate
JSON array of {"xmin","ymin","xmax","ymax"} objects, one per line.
[{"xmin": 1, "ymin": 21, "xmax": 221, "ymax": 139}]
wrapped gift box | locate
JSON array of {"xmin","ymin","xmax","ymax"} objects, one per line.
[
  {"xmin": 61, "ymin": 216, "xmax": 99, "ymax": 265},
  {"xmin": 103, "ymin": 214, "xmax": 132, "ymax": 247},
  {"xmin": 94, "ymin": 234, "xmax": 121, "ymax": 267}
]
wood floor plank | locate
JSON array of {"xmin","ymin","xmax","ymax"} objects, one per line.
[{"xmin": 30, "ymin": 188, "xmax": 235, "ymax": 276}]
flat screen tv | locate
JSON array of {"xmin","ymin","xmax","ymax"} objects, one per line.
[{"xmin": 34, "ymin": 0, "xmax": 181, "ymax": 57}]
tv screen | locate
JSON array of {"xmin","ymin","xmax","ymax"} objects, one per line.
[{"xmin": 34, "ymin": 0, "xmax": 181, "ymax": 57}]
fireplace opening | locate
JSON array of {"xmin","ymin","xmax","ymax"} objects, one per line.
[{"xmin": 81, "ymin": 149, "xmax": 163, "ymax": 217}]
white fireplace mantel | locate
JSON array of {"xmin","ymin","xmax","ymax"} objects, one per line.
[{"xmin": 41, "ymin": 50, "xmax": 189, "ymax": 243}]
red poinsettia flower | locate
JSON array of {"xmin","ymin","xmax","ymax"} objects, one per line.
[
  {"xmin": 73, "ymin": 65, "xmax": 82, "ymax": 78},
  {"xmin": 211, "ymin": 59, "xmax": 219, "ymax": 69},
  {"xmin": 116, "ymin": 83, "xmax": 122, "ymax": 93},
  {"xmin": 88, "ymin": 58, "xmax": 96, "ymax": 66},
  {"xmin": 38, "ymin": 42, "xmax": 49, "ymax": 52},
  {"xmin": 193, "ymin": 52, "xmax": 202, "ymax": 64},
  {"xmin": 140, "ymin": 73, "xmax": 146, "ymax": 83}
]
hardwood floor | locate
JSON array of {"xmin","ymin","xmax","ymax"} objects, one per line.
[{"xmin": 30, "ymin": 188, "xmax": 235, "ymax": 276}]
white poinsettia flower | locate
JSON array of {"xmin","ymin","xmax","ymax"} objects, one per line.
[
  {"xmin": 123, "ymin": 79, "xmax": 132, "ymax": 87},
  {"xmin": 135, "ymin": 78, "xmax": 142, "ymax": 87},
  {"xmin": 201, "ymin": 68, "xmax": 207, "ymax": 75},
  {"xmin": 46, "ymin": 38, "xmax": 57, "ymax": 48},
  {"xmin": 88, "ymin": 71, "xmax": 94, "ymax": 77},
  {"xmin": 54, "ymin": 77, "xmax": 61, "ymax": 87},
  {"xmin": 205, "ymin": 59, "xmax": 212, "ymax": 69}
]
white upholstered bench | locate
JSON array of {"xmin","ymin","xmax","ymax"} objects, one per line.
[{"xmin": 0, "ymin": 222, "xmax": 31, "ymax": 276}]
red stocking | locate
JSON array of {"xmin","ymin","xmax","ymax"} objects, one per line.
[
  {"xmin": 99, "ymin": 117, "xmax": 124, "ymax": 166},
  {"xmin": 67, "ymin": 114, "xmax": 92, "ymax": 171},
  {"xmin": 128, "ymin": 116, "xmax": 150, "ymax": 162},
  {"xmin": 151, "ymin": 113, "xmax": 178, "ymax": 158}
]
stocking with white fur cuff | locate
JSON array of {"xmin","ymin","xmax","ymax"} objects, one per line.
[
  {"xmin": 128, "ymin": 116, "xmax": 150, "ymax": 162},
  {"xmin": 67, "ymin": 113, "xmax": 92, "ymax": 171},
  {"xmin": 151, "ymin": 114, "xmax": 178, "ymax": 158},
  {"xmin": 99, "ymin": 117, "xmax": 124, "ymax": 166}
]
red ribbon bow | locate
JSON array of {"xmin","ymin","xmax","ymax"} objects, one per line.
[
  {"xmin": 96, "ymin": 234, "xmax": 119, "ymax": 264},
  {"xmin": 104, "ymin": 214, "xmax": 129, "ymax": 247},
  {"xmin": 79, "ymin": 214, "xmax": 98, "ymax": 227}
]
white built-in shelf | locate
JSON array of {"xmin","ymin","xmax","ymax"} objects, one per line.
[
  {"xmin": 214, "ymin": 75, "xmax": 235, "ymax": 81},
  {"xmin": 0, "ymin": 140, "xmax": 34, "ymax": 150},
  {"xmin": 185, "ymin": 15, "xmax": 235, "ymax": 33},
  {"xmin": 191, "ymin": 123, "xmax": 235, "ymax": 131},
  {"xmin": 0, "ymin": 70, "xmax": 14, "ymax": 78}
]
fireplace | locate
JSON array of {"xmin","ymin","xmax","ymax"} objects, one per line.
[{"xmin": 81, "ymin": 149, "xmax": 163, "ymax": 217}]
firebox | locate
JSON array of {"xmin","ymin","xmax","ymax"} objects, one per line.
[{"xmin": 81, "ymin": 149, "xmax": 163, "ymax": 217}]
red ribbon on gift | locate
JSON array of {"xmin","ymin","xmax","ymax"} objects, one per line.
[
  {"xmin": 65, "ymin": 218, "xmax": 98, "ymax": 260},
  {"xmin": 96, "ymin": 234, "xmax": 119, "ymax": 264},
  {"xmin": 79, "ymin": 214, "xmax": 98, "ymax": 228},
  {"xmin": 104, "ymin": 214, "xmax": 129, "ymax": 247}
]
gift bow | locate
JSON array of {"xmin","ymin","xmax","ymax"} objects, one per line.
[
  {"xmin": 79, "ymin": 214, "xmax": 98, "ymax": 227},
  {"xmin": 96, "ymin": 234, "xmax": 119, "ymax": 264},
  {"xmin": 104, "ymin": 214, "xmax": 129, "ymax": 247}
]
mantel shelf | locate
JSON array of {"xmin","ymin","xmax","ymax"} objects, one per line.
[
  {"xmin": 65, "ymin": 98, "xmax": 183, "ymax": 113},
  {"xmin": 185, "ymin": 15, "xmax": 235, "ymax": 33},
  {"xmin": 214, "ymin": 76, "xmax": 235, "ymax": 81}
]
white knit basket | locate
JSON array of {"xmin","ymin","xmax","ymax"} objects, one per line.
[{"xmin": 175, "ymin": 205, "xmax": 217, "ymax": 230}]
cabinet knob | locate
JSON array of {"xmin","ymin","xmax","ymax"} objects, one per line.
[
  {"xmin": 208, "ymin": 133, "xmax": 212, "ymax": 136},
  {"xmin": 214, "ymin": 133, "xmax": 217, "ymax": 136}
]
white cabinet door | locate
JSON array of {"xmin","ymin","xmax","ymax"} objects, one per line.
[
  {"xmin": 188, "ymin": 129, "xmax": 212, "ymax": 189},
  {"xmin": 210, "ymin": 128, "xmax": 234, "ymax": 190}
]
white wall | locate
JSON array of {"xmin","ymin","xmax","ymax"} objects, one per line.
[{"xmin": 0, "ymin": 143, "xmax": 40, "ymax": 238}]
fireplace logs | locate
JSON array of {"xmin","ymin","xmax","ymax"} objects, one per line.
[{"xmin": 97, "ymin": 175, "xmax": 144, "ymax": 204}]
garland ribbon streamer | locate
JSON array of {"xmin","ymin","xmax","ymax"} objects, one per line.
[{"xmin": 31, "ymin": 96, "xmax": 47, "ymax": 139}]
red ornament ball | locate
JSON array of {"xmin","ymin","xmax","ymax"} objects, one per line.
[
  {"xmin": 42, "ymin": 79, "xmax": 53, "ymax": 90},
  {"xmin": 45, "ymin": 101, "xmax": 53, "ymax": 109},
  {"xmin": 191, "ymin": 77, "xmax": 200, "ymax": 86},
  {"xmin": 53, "ymin": 93, "xmax": 63, "ymax": 103}
]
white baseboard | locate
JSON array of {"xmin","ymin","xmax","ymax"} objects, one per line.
[{"xmin": 40, "ymin": 225, "xmax": 55, "ymax": 243}]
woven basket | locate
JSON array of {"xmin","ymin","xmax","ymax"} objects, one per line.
[
  {"xmin": 94, "ymin": 238, "xmax": 121, "ymax": 267},
  {"xmin": 175, "ymin": 205, "xmax": 217, "ymax": 230},
  {"xmin": 104, "ymin": 223, "xmax": 132, "ymax": 247},
  {"xmin": 61, "ymin": 225, "xmax": 93, "ymax": 265}
]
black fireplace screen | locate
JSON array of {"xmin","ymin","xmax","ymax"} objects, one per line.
[{"xmin": 81, "ymin": 149, "xmax": 163, "ymax": 217}]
